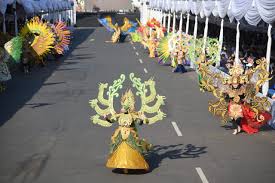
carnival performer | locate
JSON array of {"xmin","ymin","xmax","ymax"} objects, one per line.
[
  {"xmin": 89, "ymin": 73, "xmax": 166, "ymax": 173},
  {"xmin": 157, "ymin": 32, "xmax": 190, "ymax": 73},
  {"xmin": 51, "ymin": 21, "xmax": 71, "ymax": 55},
  {"xmin": 131, "ymin": 18, "xmax": 165, "ymax": 58},
  {"xmin": 202, "ymin": 58, "xmax": 272, "ymax": 135},
  {"xmin": 190, "ymin": 37, "xmax": 219, "ymax": 90},
  {"xmin": 142, "ymin": 31, "xmax": 158, "ymax": 58},
  {"xmin": 20, "ymin": 17, "xmax": 55, "ymax": 70},
  {"xmin": 172, "ymin": 33, "xmax": 190, "ymax": 73},
  {"xmin": 98, "ymin": 16, "xmax": 137, "ymax": 43}
]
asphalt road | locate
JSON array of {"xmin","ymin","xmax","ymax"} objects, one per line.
[{"xmin": 0, "ymin": 27, "xmax": 275, "ymax": 183}]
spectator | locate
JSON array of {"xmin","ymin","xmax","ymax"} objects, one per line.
[{"xmin": 218, "ymin": 53, "xmax": 229, "ymax": 73}]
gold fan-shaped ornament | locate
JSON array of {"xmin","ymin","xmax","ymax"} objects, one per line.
[{"xmin": 20, "ymin": 17, "xmax": 55, "ymax": 57}]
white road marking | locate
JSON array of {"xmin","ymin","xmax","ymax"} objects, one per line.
[
  {"xmin": 135, "ymin": 52, "xmax": 139, "ymax": 56},
  {"xmin": 196, "ymin": 167, "xmax": 209, "ymax": 183},
  {"xmin": 139, "ymin": 59, "xmax": 143, "ymax": 64},
  {"xmin": 171, "ymin": 121, "xmax": 182, "ymax": 136},
  {"xmin": 90, "ymin": 38, "xmax": 95, "ymax": 42},
  {"xmin": 133, "ymin": 46, "xmax": 136, "ymax": 50},
  {"xmin": 144, "ymin": 68, "xmax": 148, "ymax": 74}
]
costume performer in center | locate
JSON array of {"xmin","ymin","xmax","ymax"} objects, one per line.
[{"xmin": 89, "ymin": 73, "xmax": 166, "ymax": 173}]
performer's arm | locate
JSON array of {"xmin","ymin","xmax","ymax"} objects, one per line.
[{"xmin": 104, "ymin": 115, "xmax": 116, "ymax": 123}]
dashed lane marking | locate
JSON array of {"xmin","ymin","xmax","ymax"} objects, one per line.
[
  {"xmin": 171, "ymin": 121, "xmax": 183, "ymax": 136},
  {"xmin": 196, "ymin": 167, "xmax": 209, "ymax": 183},
  {"xmin": 144, "ymin": 68, "xmax": 148, "ymax": 73}
]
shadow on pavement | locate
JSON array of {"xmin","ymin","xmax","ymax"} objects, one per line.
[
  {"xmin": 111, "ymin": 144, "xmax": 207, "ymax": 175},
  {"xmin": 24, "ymin": 103, "xmax": 55, "ymax": 109},
  {"xmin": 148, "ymin": 144, "xmax": 207, "ymax": 172},
  {"xmin": 223, "ymin": 123, "xmax": 274, "ymax": 133},
  {"xmin": 0, "ymin": 28, "xmax": 95, "ymax": 127}
]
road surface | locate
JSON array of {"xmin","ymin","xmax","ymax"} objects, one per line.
[{"xmin": 0, "ymin": 27, "xmax": 275, "ymax": 183}]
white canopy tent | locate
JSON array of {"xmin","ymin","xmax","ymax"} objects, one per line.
[
  {"xmin": 147, "ymin": 0, "xmax": 275, "ymax": 96},
  {"xmin": 1, "ymin": 0, "xmax": 75, "ymax": 35}
]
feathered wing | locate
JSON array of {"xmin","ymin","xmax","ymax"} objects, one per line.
[
  {"xmin": 89, "ymin": 74, "xmax": 126, "ymax": 127},
  {"xmin": 250, "ymin": 58, "xmax": 272, "ymax": 93},
  {"xmin": 4, "ymin": 36, "xmax": 23, "ymax": 63},
  {"xmin": 20, "ymin": 17, "xmax": 55, "ymax": 57},
  {"xmin": 129, "ymin": 73, "xmax": 166, "ymax": 125},
  {"xmin": 120, "ymin": 17, "xmax": 137, "ymax": 35},
  {"xmin": 53, "ymin": 21, "xmax": 71, "ymax": 55},
  {"xmin": 188, "ymin": 37, "xmax": 203, "ymax": 66},
  {"xmin": 157, "ymin": 35, "xmax": 171, "ymax": 63},
  {"xmin": 206, "ymin": 38, "xmax": 219, "ymax": 64},
  {"xmin": 98, "ymin": 16, "xmax": 116, "ymax": 32},
  {"xmin": 198, "ymin": 63, "xmax": 230, "ymax": 124},
  {"xmin": 245, "ymin": 58, "xmax": 272, "ymax": 113}
]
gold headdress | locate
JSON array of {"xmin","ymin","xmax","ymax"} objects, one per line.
[
  {"xmin": 121, "ymin": 89, "xmax": 135, "ymax": 112},
  {"xmin": 20, "ymin": 17, "xmax": 55, "ymax": 57},
  {"xmin": 229, "ymin": 64, "xmax": 244, "ymax": 76},
  {"xmin": 223, "ymin": 63, "xmax": 249, "ymax": 86},
  {"xmin": 53, "ymin": 21, "xmax": 71, "ymax": 55}
]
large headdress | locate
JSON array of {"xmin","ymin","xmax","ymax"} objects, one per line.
[
  {"xmin": 223, "ymin": 63, "xmax": 249, "ymax": 85},
  {"xmin": 90, "ymin": 73, "xmax": 166, "ymax": 127},
  {"xmin": 20, "ymin": 17, "xmax": 55, "ymax": 57},
  {"xmin": 121, "ymin": 89, "xmax": 135, "ymax": 112},
  {"xmin": 52, "ymin": 21, "xmax": 71, "ymax": 55}
]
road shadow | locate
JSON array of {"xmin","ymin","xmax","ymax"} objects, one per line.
[
  {"xmin": 10, "ymin": 152, "xmax": 50, "ymax": 183},
  {"xmin": 43, "ymin": 82, "xmax": 66, "ymax": 86},
  {"xmin": 223, "ymin": 123, "xmax": 274, "ymax": 133},
  {"xmin": 24, "ymin": 103, "xmax": 54, "ymax": 109},
  {"xmin": 261, "ymin": 124, "xmax": 275, "ymax": 132},
  {"xmin": 112, "ymin": 144, "xmax": 207, "ymax": 175},
  {"xmin": 147, "ymin": 144, "xmax": 207, "ymax": 172},
  {"xmin": 0, "ymin": 28, "xmax": 95, "ymax": 126}
]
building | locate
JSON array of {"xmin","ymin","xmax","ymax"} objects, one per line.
[{"xmin": 79, "ymin": 0, "xmax": 132, "ymax": 12}]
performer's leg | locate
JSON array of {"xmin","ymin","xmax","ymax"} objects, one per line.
[{"xmin": 232, "ymin": 118, "xmax": 242, "ymax": 135}]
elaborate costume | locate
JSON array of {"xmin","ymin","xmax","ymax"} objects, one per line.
[
  {"xmin": 98, "ymin": 16, "xmax": 137, "ymax": 43},
  {"xmin": 52, "ymin": 21, "xmax": 71, "ymax": 55},
  {"xmin": 0, "ymin": 17, "xmax": 71, "ymax": 91},
  {"xmin": 20, "ymin": 17, "xmax": 55, "ymax": 69},
  {"xmin": 89, "ymin": 73, "xmax": 166, "ymax": 173},
  {"xmin": 20, "ymin": 17, "xmax": 55, "ymax": 58},
  {"xmin": 0, "ymin": 48, "xmax": 11, "ymax": 92},
  {"xmin": 200, "ymin": 58, "xmax": 272, "ymax": 134},
  {"xmin": 189, "ymin": 37, "xmax": 219, "ymax": 89},
  {"xmin": 157, "ymin": 32, "xmax": 191, "ymax": 73},
  {"xmin": 131, "ymin": 18, "xmax": 165, "ymax": 58}
]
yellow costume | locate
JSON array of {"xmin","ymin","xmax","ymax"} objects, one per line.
[{"xmin": 89, "ymin": 73, "xmax": 166, "ymax": 173}]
